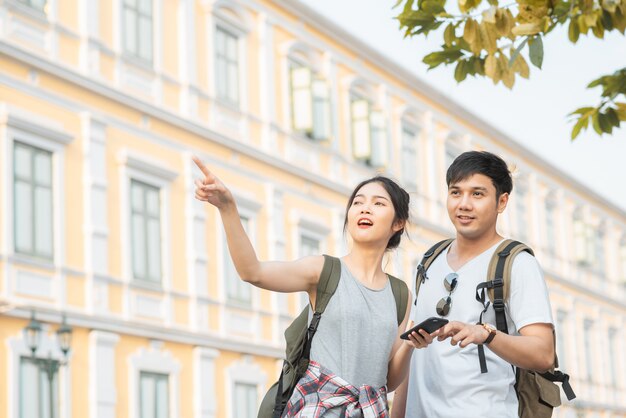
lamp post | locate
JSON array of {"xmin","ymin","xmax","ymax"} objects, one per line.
[{"xmin": 22, "ymin": 311, "xmax": 72, "ymax": 418}]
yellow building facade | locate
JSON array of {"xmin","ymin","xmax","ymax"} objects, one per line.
[{"xmin": 0, "ymin": 0, "xmax": 624, "ymax": 417}]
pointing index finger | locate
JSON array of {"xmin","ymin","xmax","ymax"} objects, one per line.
[{"xmin": 192, "ymin": 156, "xmax": 212, "ymax": 178}]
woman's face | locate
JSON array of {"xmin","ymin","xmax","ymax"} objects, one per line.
[{"xmin": 346, "ymin": 181, "xmax": 403, "ymax": 248}]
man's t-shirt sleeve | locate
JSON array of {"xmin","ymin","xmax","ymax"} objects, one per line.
[{"xmin": 508, "ymin": 251, "xmax": 554, "ymax": 332}]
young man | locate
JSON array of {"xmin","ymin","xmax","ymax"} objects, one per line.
[{"xmin": 392, "ymin": 151, "xmax": 555, "ymax": 418}]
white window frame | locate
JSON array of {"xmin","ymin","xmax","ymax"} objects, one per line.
[
  {"xmin": 16, "ymin": 0, "xmax": 47, "ymax": 13},
  {"xmin": 113, "ymin": 0, "xmax": 163, "ymax": 98},
  {"xmin": 607, "ymin": 327, "xmax": 618, "ymax": 388},
  {"xmin": 139, "ymin": 371, "xmax": 169, "ymax": 418},
  {"xmin": 620, "ymin": 235, "xmax": 626, "ymax": 283},
  {"xmin": 284, "ymin": 45, "xmax": 331, "ymax": 142},
  {"xmin": 1, "ymin": 106, "xmax": 73, "ymax": 270},
  {"xmin": 593, "ymin": 222, "xmax": 605, "ymax": 273},
  {"xmin": 13, "ymin": 141, "xmax": 54, "ymax": 260},
  {"xmin": 214, "ymin": 26, "xmax": 241, "ymax": 107},
  {"xmin": 555, "ymin": 310, "xmax": 568, "ymax": 369},
  {"xmin": 7, "ymin": 325, "xmax": 72, "ymax": 418},
  {"xmin": 515, "ymin": 188, "xmax": 529, "ymax": 243},
  {"xmin": 347, "ymin": 79, "xmax": 388, "ymax": 168},
  {"xmin": 193, "ymin": 348, "xmax": 219, "ymax": 418},
  {"xmin": 121, "ymin": 0, "xmax": 154, "ymax": 65},
  {"xmin": 128, "ymin": 342, "xmax": 181, "ymax": 418},
  {"xmin": 290, "ymin": 211, "xmax": 330, "ymax": 312},
  {"xmin": 400, "ymin": 121, "xmax": 419, "ymax": 190},
  {"xmin": 130, "ymin": 179, "xmax": 163, "ymax": 284},
  {"xmin": 225, "ymin": 357, "xmax": 266, "ymax": 418},
  {"xmin": 544, "ymin": 197, "xmax": 557, "ymax": 253},
  {"xmin": 444, "ymin": 135, "xmax": 463, "ymax": 170},
  {"xmin": 583, "ymin": 319, "xmax": 595, "ymax": 383},
  {"xmin": 209, "ymin": 2, "xmax": 251, "ymax": 111},
  {"xmin": 118, "ymin": 151, "xmax": 177, "ymax": 288}
]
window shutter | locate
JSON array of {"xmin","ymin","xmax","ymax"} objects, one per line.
[
  {"xmin": 369, "ymin": 110, "xmax": 388, "ymax": 167},
  {"xmin": 585, "ymin": 225, "xmax": 596, "ymax": 266},
  {"xmin": 573, "ymin": 218, "xmax": 587, "ymax": 264},
  {"xmin": 291, "ymin": 66, "xmax": 313, "ymax": 132},
  {"xmin": 351, "ymin": 99, "xmax": 371, "ymax": 160},
  {"xmin": 311, "ymin": 78, "xmax": 331, "ymax": 140}
]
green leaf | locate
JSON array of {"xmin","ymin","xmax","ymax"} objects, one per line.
[
  {"xmin": 598, "ymin": 112, "xmax": 612, "ymax": 133},
  {"xmin": 569, "ymin": 106, "xmax": 596, "ymax": 116},
  {"xmin": 591, "ymin": 111, "xmax": 602, "ymax": 134},
  {"xmin": 553, "ymin": 0, "xmax": 571, "ymax": 17},
  {"xmin": 571, "ymin": 114, "xmax": 589, "ymax": 139},
  {"xmin": 616, "ymin": 102, "xmax": 626, "ymax": 121},
  {"xmin": 568, "ymin": 18, "xmax": 580, "ymax": 42},
  {"xmin": 606, "ymin": 107, "xmax": 621, "ymax": 127},
  {"xmin": 509, "ymin": 37, "xmax": 529, "ymax": 67},
  {"xmin": 592, "ymin": 19, "xmax": 605, "ymax": 37},
  {"xmin": 444, "ymin": 23, "xmax": 456, "ymax": 46},
  {"xmin": 528, "ymin": 36, "xmax": 544, "ymax": 69},
  {"xmin": 454, "ymin": 60, "xmax": 469, "ymax": 82},
  {"xmin": 423, "ymin": 48, "xmax": 464, "ymax": 69}
]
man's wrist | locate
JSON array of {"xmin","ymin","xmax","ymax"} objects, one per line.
[{"xmin": 480, "ymin": 323, "xmax": 497, "ymax": 344}]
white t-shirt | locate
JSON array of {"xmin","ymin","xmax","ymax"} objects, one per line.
[{"xmin": 405, "ymin": 241, "xmax": 554, "ymax": 418}]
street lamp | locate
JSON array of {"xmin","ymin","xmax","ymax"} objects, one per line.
[{"xmin": 22, "ymin": 311, "xmax": 73, "ymax": 418}]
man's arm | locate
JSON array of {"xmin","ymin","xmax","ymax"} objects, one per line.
[{"xmin": 434, "ymin": 321, "xmax": 554, "ymax": 372}]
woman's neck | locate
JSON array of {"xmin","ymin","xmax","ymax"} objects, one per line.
[{"xmin": 342, "ymin": 247, "xmax": 387, "ymax": 285}]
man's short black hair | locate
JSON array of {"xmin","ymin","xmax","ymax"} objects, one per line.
[{"xmin": 446, "ymin": 151, "xmax": 513, "ymax": 198}]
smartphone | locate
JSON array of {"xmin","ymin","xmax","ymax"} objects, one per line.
[{"xmin": 400, "ymin": 317, "xmax": 449, "ymax": 340}]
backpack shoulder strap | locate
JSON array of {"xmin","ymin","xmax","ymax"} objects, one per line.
[
  {"xmin": 414, "ymin": 239, "xmax": 454, "ymax": 305},
  {"xmin": 486, "ymin": 239, "xmax": 534, "ymax": 334},
  {"xmin": 314, "ymin": 255, "xmax": 342, "ymax": 313},
  {"xmin": 388, "ymin": 275, "xmax": 408, "ymax": 326}
]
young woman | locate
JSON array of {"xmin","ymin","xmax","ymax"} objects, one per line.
[{"xmin": 192, "ymin": 157, "xmax": 419, "ymax": 417}]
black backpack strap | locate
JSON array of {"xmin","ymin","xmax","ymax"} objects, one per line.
[
  {"xmin": 272, "ymin": 255, "xmax": 340, "ymax": 418},
  {"xmin": 389, "ymin": 275, "xmax": 409, "ymax": 326},
  {"xmin": 475, "ymin": 240, "xmax": 533, "ymax": 374},
  {"xmin": 414, "ymin": 239, "xmax": 454, "ymax": 305}
]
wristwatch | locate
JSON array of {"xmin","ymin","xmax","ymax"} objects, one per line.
[{"xmin": 481, "ymin": 323, "xmax": 497, "ymax": 344}]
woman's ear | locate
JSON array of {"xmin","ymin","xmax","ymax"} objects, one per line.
[{"xmin": 392, "ymin": 219, "xmax": 406, "ymax": 233}]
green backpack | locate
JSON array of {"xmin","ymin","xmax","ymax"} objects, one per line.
[
  {"xmin": 258, "ymin": 254, "xmax": 408, "ymax": 418},
  {"xmin": 415, "ymin": 239, "xmax": 576, "ymax": 418}
]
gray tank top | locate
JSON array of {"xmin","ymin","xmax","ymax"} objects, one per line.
[{"xmin": 308, "ymin": 260, "xmax": 398, "ymax": 389}]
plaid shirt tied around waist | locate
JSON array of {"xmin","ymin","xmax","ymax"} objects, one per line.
[{"xmin": 282, "ymin": 360, "xmax": 388, "ymax": 418}]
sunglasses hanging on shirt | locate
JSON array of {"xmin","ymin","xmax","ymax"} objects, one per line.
[{"xmin": 436, "ymin": 272, "xmax": 458, "ymax": 316}]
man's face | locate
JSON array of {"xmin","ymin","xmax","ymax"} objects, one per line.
[{"xmin": 446, "ymin": 173, "xmax": 508, "ymax": 240}]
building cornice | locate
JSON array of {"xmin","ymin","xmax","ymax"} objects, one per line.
[
  {"xmin": 0, "ymin": 41, "xmax": 354, "ymax": 197},
  {"xmin": 5, "ymin": 306, "xmax": 285, "ymax": 359}
]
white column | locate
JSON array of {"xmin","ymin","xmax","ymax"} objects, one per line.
[
  {"xmin": 185, "ymin": 153, "xmax": 209, "ymax": 331},
  {"xmin": 258, "ymin": 13, "xmax": 276, "ymax": 151},
  {"xmin": 178, "ymin": 0, "xmax": 196, "ymax": 116},
  {"xmin": 82, "ymin": 114, "xmax": 109, "ymax": 314},
  {"xmin": 194, "ymin": 347, "xmax": 220, "ymax": 418},
  {"xmin": 89, "ymin": 331, "xmax": 120, "ymax": 418}
]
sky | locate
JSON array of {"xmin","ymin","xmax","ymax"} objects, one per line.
[{"xmin": 299, "ymin": 0, "xmax": 626, "ymax": 212}]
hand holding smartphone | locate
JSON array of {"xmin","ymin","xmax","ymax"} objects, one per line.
[{"xmin": 400, "ymin": 317, "xmax": 449, "ymax": 340}]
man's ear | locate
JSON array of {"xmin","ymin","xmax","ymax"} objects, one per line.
[{"xmin": 497, "ymin": 193, "xmax": 509, "ymax": 213}]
